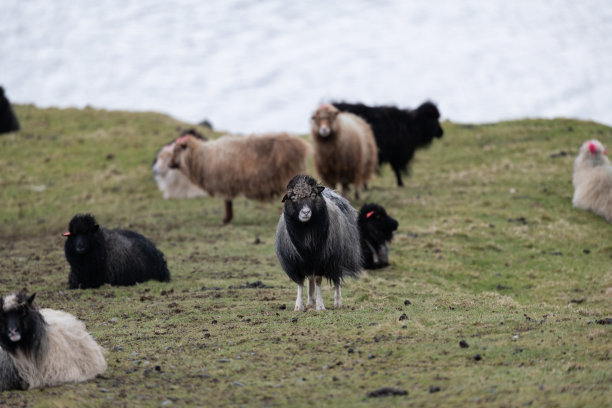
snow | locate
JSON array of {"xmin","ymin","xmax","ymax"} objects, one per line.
[{"xmin": 1, "ymin": 0, "xmax": 611, "ymax": 133}]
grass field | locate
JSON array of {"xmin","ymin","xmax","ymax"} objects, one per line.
[{"xmin": 0, "ymin": 105, "xmax": 611, "ymax": 407}]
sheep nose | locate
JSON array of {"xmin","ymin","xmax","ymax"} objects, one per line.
[
  {"xmin": 299, "ymin": 207, "xmax": 312, "ymax": 222},
  {"xmin": 75, "ymin": 244, "xmax": 86, "ymax": 254},
  {"xmin": 8, "ymin": 329, "xmax": 21, "ymax": 342},
  {"xmin": 318, "ymin": 126, "xmax": 330, "ymax": 137}
]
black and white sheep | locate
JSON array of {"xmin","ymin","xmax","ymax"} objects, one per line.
[
  {"xmin": 64, "ymin": 214, "xmax": 170, "ymax": 289},
  {"xmin": 275, "ymin": 174, "xmax": 362, "ymax": 311},
  {"xmin": 332, "ymin": 101, "xmax": 444, "ymax": 187},
  {"xmin": 0, "ymin": 86, "xmax": 20, "ymax": 135},
  {"xmin": 358, "ymin": 203, "xmax": 399, "ymax": 269},
  {"xmin": 310, "ymin": 104, "xmax": 378, "ymax": 199},
  {"xmin": 572, "ymin": 139, "xmax": 612, "ymax": 222},
  {"xmin": 0, "ymin": 291, "xmax": 106, "ymax": 390}
]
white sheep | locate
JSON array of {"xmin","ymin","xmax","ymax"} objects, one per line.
[
  {"xmin": 572, "ymin": 139, "xmax": 612, "ymax": 222},
  {"xmin": 0, "ymin": 292, "xmax": 106, "ymax": 390}
]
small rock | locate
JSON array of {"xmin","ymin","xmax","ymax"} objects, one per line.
[
  {"xmin": 459, "ymin": 340, "xmax": 469, "ymax": 348},
  {"xmin": 279, "ymin": 304, "xmax": 287, "ymax": 310},
  {"xmin": 403, "ymin": 300, "xmax": 411, "ymax": 306},
  {"xmin": 233, "ymin": 381, "xmax": 245, "ymax": 387},
  {"xmin": 596, "ymin": 318, "xmax": 612, "ymax": 325},
  {"xmin": 291, "ymin": 317, "xmax": 298, "ymax": 323},
  {"xmin": 398, "ymin": 313, "xmax": 408, "ymax": 321},
  {"xmin": 583, "ymin": 249, "xmax": 590, "ymax": 254},
  {"xmin": 347, "ymin": 348, "xmax": 354, "ymax": 354},
  {"xmin": 474, "ymin": 354, "xmax": 482, "ymax": 361},
  {"xmin": 429, "ymin": 385, "xmax": 441, "ymax": 393}
]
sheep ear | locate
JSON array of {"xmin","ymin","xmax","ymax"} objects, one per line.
[
  {"xmin": 315, "ymin": 185, "xmax": 325, "ymax": 195},
  {"xmin": 281, "ymin": 193, "xmax": 288, "ymax": 203},
  {"xmin": 93, "ymin": 224, "xmax": 99, "ymax": 232},
  {"xmin": 27, "ymin": 293, "xmax": 36, "ymax": 306}
]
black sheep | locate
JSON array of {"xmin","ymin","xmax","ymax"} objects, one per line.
[
  {"xmin": 275, "ymin": 175, "xmax": 362, "ymax": 311},
  {"xmin": 358, "ymin": 203, "xmax": 399, "ymax": 269},
  {"xmin": 332, "ymin": 101, "xmax": 443, "ymax": 187},
  {"xmin": 0, "ymin": 87, "xmax": 20, "ymax": 134},
  {"xmin": 63, "ymin": 214, "xmax": 170, "ymax": 289}
]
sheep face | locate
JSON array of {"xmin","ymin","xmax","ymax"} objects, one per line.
[
  {"xmin": 414, "ymin": 102, "xmax": 444, "ymax": 140},
  {"xmin": 359, "ymin": 203, "xmax": 399, "ymax": 243},
  {"xmin": 64, "ymin": 214, "xmax": 100, "ymax": 255},
  {"xmin": 282, "ymin": 175, "xmax": 325, "ymax": 223},
  {"xmin": 311, "ymin": 105, "xmax": 339, "ymax": 139},
  {"xmin": 0, "ymin": 292, "xmax": 36, "ymax": 345},
  {"xmin": 168, "ymin": 135, "xmax": 192, "ymax": 170},
  {"xmin": 152, "ymin": 143, "xmax": 174, "ymax": 184}
]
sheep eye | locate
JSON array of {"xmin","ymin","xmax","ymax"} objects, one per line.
[
  {"xmin": 290, "ymin": 195, "xmax": 297, "ymax": 202},
  {"xmin": 310, "ymin": 192, "xmax": 316, "ymax": 198}
]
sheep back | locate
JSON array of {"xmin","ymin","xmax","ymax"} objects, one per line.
[
  {"xmin": 311, "ymin": 106, "xmax": 377, "ymax": 189},
  {"xmin": 11, "ymin": 309, "xmax": 106, "ymax": 389},
  {"xmin": 173, "ymin": 133, "xmax": 309, "ymax": 201}
]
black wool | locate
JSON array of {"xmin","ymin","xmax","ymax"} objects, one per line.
[
  {"xmin": 64, "ymin": 214, "xmax": 170, "ymax": 289},
  {"xmin": 358, "ymin": 203, "xmax": 399, "ymax": 269},
  {"xmin": 332, "ymin": 101, "xmax": 443, "ymax": 186},
  {"xmin": 0, "ymin": 87, "xmax": 20, "ymax": 134}
]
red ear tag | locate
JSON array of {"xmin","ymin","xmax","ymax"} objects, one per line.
[
  {"xmin": 62, "ymin": 232, "xmax": 71, "ymax": 237},
  {"xmin": 366, "ymin": 211, "xmax": 375, "ymax": 219},
  {"xmin": 176, "ymin": 135, "xmax": 189, "ymax": 144},
  {"xmin": 281, "ymin": 196, "xmax": 286, "ymax": 203},
  {"xmin": 589, "ymin": 142, "xmax": 597, "ymax": 154}
]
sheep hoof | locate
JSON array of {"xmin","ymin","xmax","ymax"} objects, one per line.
[
  {"xmin": 294, "ymin": 304, "xmax": 305, "ymax": 312},
  {"xmin": 316, "ymin": 304, "xmax": 326, "ymax": 311},
  {"xmin": 334, "ymin": 302, "xmax": 342, "ymax": 309},
  {"xmin": 306, "ymin": 300, "xmax": 315, "ymax": 309}
]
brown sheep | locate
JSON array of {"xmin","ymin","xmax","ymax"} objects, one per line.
[
  {"xmin": 310, "ymin": 104, "xmax": 377, "ymax": 199},
  {"xmin": 169, "ymin": 132, "xmax": 310, "ymax": 224}
]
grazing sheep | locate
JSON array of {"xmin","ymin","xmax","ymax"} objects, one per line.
[
  {"xmin": 153, "ymin": 130, "xmax": 208, "ymax": 199},
  {"xmin": 64, "ymin": 214, "xmax": 170, "ymax": 289},
  {"xmin": 572, "ymin": 139, "xmax": 612, "ymax": 222},
  {"xmin": 275, "ymin": 174, "xmax": 362, "ymax": 311},
  {"xmin": 0, "ymin": 291, "xmax": 106, "ymax": 390},
  {"xmin": 310, "ymin": 104, "xmax": 377, "ymax": 199},
  {"xmin": 332, "ymin": 101, "xmax": 443, "ymax": 187},
  {"xmin": 0, "ymin": 87, "xmax": 19, "ymax": 134},
  {"xmin": 169, "ymin": 132, "xmax": 309, "ymax": 224},
  {"xmin": 358, "ymin": 203, "xmax": 399, "ymax": 269}
]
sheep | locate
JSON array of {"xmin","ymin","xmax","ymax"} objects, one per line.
[
  {"xmin": 332, "ymin": 101, "xmax": 444, "ymax": 187},
  {"xmin": 572, "ymin": 139, "xmax": 612, "ymax": 222},
  {"xmin": 152, "ymin": 130, "xmax": 208, "ymax": 199},
  {"xmin": 169, "ymin": 131, "xmax": 310, "ymax": 224},
  {"xmin": 0, "ymin": 291, "xmax": 106, "ymax": 390},
  {"xmin": 0, "ymin": 86, "xmax": 20, "ymax": 134},
  {"xmin": 310, "ymin": 104, "xmax": 377, "ymax": 200},
  {"xmin": 358, "ymin": 203, "xmax": 399, "ymax": 269},
  {"xmin": 64, "ymin": 213, "xmax": 170, "ymax": 289},
  {"xmin": 275, "ymin": 174, "xmax": 362, "ymax": 311}
]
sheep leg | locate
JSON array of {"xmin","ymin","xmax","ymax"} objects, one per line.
[
  {"xmin": 315, "ymin": 276, "xmax": 326, "ymax": 311},
  {"xmin": 222, "ymin": 200, "xmax": 233, "ymax": 224},
  {"xmin": 393, "ymin": 167, "xmax": 404, "ymax": 187},
  {"xmin": 294, "ymin": 283, "xmax": 305, "ymax": 311},
  {"xmin": 306, "ymin": 277, "xmax": 315, "ymax": 309},
  {"xmin": 334, "ymin": 283, "xmax": 342, "ymax": 308}
]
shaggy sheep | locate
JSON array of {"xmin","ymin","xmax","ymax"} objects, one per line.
[
  {"xmin": 358, "ymin": 203, "xmax": 399, "ymax": 269},
  {"xmin": 169, "ymin": 132, "xmax": 310, "ymax": 224},
  {"xmin": 153, "ymin": 130, "xmax": 208, "ymax": 199},
  {"xmin": 572, "ymin": 139, "xmax": 612, "ymax": 222},
  {"xmin": 0, "ymin": 292, "xmax": 106, "ymax": 390},
  {"xmin": 332, "ymin": 101, "xmax": 443, "ymax": 187},
  {"xmin": 275, "ymin": 174, "xmax": 362, "ymax": 311},
  {"xmin": 0, "ymin": 87, "xmax": 19, "ymax": 134},
  {"xmin": 64, "ymin": 214, "xmax": 170, "ymax": 289},
  {"xmin": 310, "ymin": 104, "xmax": 377, "ymax": 199}
]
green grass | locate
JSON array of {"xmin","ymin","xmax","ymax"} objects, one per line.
[{"xmin": 0, "ymin": 105, "xmax": 611, "ymax": 407}]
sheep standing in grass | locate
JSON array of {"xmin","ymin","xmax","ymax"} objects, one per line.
[
  {"xmin": 0, "ymin": 292, "xmax": 106, "ymax": 390},
  {"xmin": 310, "ymin": 104, "xmax": 377, "ymax": 199},
  {"xmin": 358, "ymin": 203, "xmax": 399, "ymax": 269},
  {"xmin": 169, "ymin": 132, "xmax": 309, "ymax": 224},
  {"xmin": 572, "ymin": 139, "xmax": 612, "ymax": 222},
  {"xmin": 275, "ymin": 174, "xmax": 362, "ymax": 311},
  {"xmin": 64, "ymin": 214, "xmax": 170, "ymax": 289},
  {"xmin": 332, "ymin": 101, "xmax": 443, "ymax": 187},
  {"xmin": 153, "ymin": 130, "xmax": 208, "ymax": 199}
]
